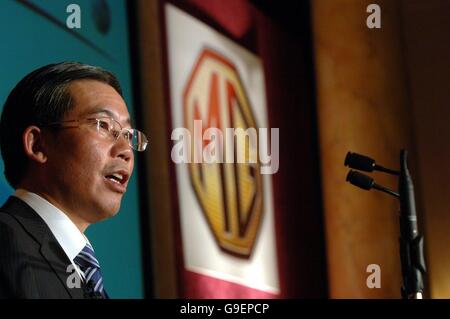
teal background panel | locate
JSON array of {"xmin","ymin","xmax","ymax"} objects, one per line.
[{"xmin": 0, "ymin": 0, "xmax": 144, "ymax": 298}]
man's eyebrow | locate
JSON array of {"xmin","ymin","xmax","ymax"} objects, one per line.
[{"xmin": 86, "ymin": 108, "xmax": 132, "ymax": 126}]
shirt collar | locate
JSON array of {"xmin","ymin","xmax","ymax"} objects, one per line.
[{"xmin": 13, "ymin": 189, "xmax": 87, "ymax": 262}]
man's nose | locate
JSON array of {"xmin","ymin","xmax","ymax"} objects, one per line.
[{"xmin": 112, "ymin": 132, "xmax": 133, "ymax": 162}]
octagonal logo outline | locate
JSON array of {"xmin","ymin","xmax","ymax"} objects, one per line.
[{"xmin": 182, "ymin": 47, "xmax": 265, "ymax": 258}]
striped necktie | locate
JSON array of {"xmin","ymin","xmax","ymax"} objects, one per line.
[{"xmin": 74, "ymin": 242, "xmax": 108, "ymax": 298}]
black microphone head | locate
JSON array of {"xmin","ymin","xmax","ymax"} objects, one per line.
[
  {"xmin": 346, "ymin": 170, "xmax": 374, "ymax": 190},
  {"xmin": 344, "ymin": 152, "xmax": 376, "ymax": 172}
]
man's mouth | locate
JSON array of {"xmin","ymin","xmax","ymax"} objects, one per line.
[{"xmin": 104, "ymin": 169, "xmax": 129, "ymax": 192}]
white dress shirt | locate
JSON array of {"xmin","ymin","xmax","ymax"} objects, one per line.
[{"xmin": 14, "ymin": 189, "xmax": 88, "ymax": 280}]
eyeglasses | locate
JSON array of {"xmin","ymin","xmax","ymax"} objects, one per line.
[{"xmin": 45, "ymin": 117, "xmax": 148, "ymax": 151}]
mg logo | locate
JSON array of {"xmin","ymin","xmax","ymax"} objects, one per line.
[{"xmin": 183, "ymin": 48, "xmax": 264, "ymax": 257}]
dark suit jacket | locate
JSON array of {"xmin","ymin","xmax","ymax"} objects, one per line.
[{"xmin": 0, "ymin": 196, "xmax": 90, "ymax": 299}]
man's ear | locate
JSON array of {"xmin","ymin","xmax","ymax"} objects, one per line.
[{"xmin": 23, "ymin": 126, "xmax": 48, "ymax": 164}]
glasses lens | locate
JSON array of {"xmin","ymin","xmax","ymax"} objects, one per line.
[
  {"xmin": 96, "ymin": 118, "xmax": 114, "ymax": 137},
  {"xmin": 128, "ymin": 129, "xmax": 148, "ymax": 151}
]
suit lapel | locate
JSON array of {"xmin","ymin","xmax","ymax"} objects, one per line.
[
  {"xmin": 39, "ymin": 233, "xmax": 85, "ymax": 299},
  {"xmin": 1, "ymin": 196, "xmax": 85, "ymax": 299}
]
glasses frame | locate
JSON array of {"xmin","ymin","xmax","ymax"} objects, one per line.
[{"xmin": 44, "ymin": 116, "xmax": 148, "ymax": 152}]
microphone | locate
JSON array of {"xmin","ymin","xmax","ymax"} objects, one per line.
[
  {"xmin": 344, "ymin": 150, "xmax": 426, "ymax": 299},
  {"xmin": 345, "ymin": 152, "xmax": 399, "ymax": 175},
  {"xmin": 346, "ymin": 170, "xmax": 399, "ymax": 198},
  {"xmin": 398, "ymin": 150, "xmax": 426, "ymax": 299}
]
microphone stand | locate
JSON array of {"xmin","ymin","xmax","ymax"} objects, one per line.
[
  {"xmin": 345, "ymin": 150, "xmax": 427, "ymax": 298},
  {"xmin": 398, "ymin": 150, "xmax": 426, "ymax": 299}
]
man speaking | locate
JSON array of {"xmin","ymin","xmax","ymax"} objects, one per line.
[{"xmin": 0, "ymin": 62, "xmax": 147, "ymax": 298}]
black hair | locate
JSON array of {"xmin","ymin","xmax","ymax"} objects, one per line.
[{"xmin": 0, "ymin": 62, "xmax": 122, "ymax": 188}]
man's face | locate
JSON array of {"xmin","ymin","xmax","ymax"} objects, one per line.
[{"xmin": 44, "ymin": 80, "xmax": 134, "ymax": 224}]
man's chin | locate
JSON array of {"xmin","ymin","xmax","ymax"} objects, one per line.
[{"xmin": 92, "ymin": 202, "xmax": 122, "ymax": 222}]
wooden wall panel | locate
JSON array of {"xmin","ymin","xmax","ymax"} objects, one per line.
[{"xmin": 312, "ymin": 0, "xmax": 412, "ymax": 298}]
